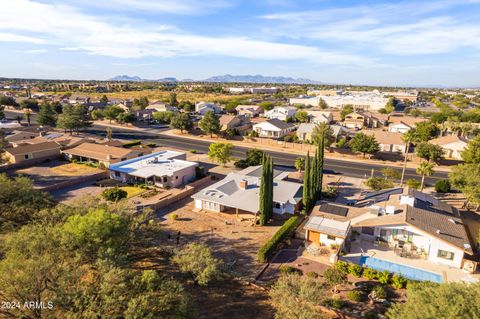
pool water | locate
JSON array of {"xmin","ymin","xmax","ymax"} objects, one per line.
[{"xmin": 359, "ymin": 256, "xmax": 443, "ymax": 283}]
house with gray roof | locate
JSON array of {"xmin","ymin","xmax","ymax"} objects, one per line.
[
  {"xmin": 192, "ymin": 165, "xmax": 302, "ymax": 215},
  {"xmin": 252, "ymin": 118, "xmax": 295, "ymax": 138}
]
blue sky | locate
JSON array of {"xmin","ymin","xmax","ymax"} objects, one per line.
[{"xmin": 1, "ymin": 0, "xmax": 480, "ymax": 86}]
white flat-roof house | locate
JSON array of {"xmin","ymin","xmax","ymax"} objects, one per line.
[
  {"xmin": 252, "ymin": 119, "xmax": 295, "ymax": 138},
  {"xmin": 195, "ymin": 102, "xmax": 222, "ymax": 115},
  {"xmin": 109, "ymin": 150, "xmax": 198, "ymax": 188},
  {"xmin": 430, "ymin": 135, "xmax": 469, "ymax": 160},
  {"xmin": 264, "ymin": 106, "xmax": 297, "ymax": 121},
  {"xmin": 192, "ymin": 166, "xmax": 302, "ymax": 215}
]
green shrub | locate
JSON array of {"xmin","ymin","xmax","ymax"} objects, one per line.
[
  {"xmin": 333, "ymin": 261, "xmax": 349, "ymax": 274},
  {"xmin": 305, "ymin": 271, "xmax": 319, "ymax": 279},
  {"xmin": 372, "ymin": 285, "xmax": 387, "ymax": 299},
  {"xmin": 234, "ymin": 159, "xmax": 249, "ymax": 169},
  {"xmin": 366, "ymin": 177, "xmax": 394, "ymax": 190},
  {"xmin": 170, "ymin": 213, "xmax": 179, "ymax": 220},
  {"xmin": 189, "ymin": 149, "xmax": 197, "ymax": 154},
  {"xmin": 323, "ymin": 297, "xmax": 345, "ymax": 309},
  {"xmin": 406, "ymin": 179, "xmax": 421, "ymax": 190},
  {"xmin": 101, "ymin": 188, "xmax": 128, "ymax": 202},
  {"xmin": 364, "ymin": 311, "xmax": 378, "ymax": 319},
  {"xmin": 435, "ymin": 179, "xmax": 451, "ymax": 193},
  {"xmin": 347, "ymin": 290, "xmax": 364, "ymax": 302},
  {"xmin": 391, "ymin": 274, "xmax": 407, "ymax": 289},
  {"xmin": 279, "ymin": 265, "xmax": 302, "ymax": 275},
  {"xmin": 377, "ymin": 270, "xmax": 390, "ymax": 284},
  {"xmin": 348, "ymin": 263, "xmax": 363, "ymax": 277},
  {"xmin": 363, "ymin": 268, "xmax": 377, "ymax": 280},
  {"xmin": 257, "ymin": 216, "xmax": 300, "ymax": 263},
  {"xmin": 336, "ymin": 137, "xmax": 347, "ymax": 148},
  {"xmin": 122, "ymin": 140, "xmax": 142, "ymax": 148},
  {"xmin": 146, "ymin": 142, "xmax": 157, "ymax": 148}
]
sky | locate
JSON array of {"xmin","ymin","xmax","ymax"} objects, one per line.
[{"xmin": 0, "ymin": 0, "xmax": 480, "ymax": 87}]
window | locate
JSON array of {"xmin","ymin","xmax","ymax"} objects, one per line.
[
  {"xmin": 362, "ymin": 227, "xmax": 375, "ymax": 236},
  {"xmin": 24, "ymin": 154, "xmax": 30, "ymax": 160},
  {"xmin": 274, "ymin": 202, "xmax": 281, "ymax": 209},
  {"xmin": 327, "ymin": 235, "xmax": 336, "ymax": 241},
  {"xmin": 176, "ymin": 176, "xmax": 178, "ymax": 179},
  {"xmin": 114, "ymin": 171, "xmax": 120, "ymax": 177},
  {"xmin": 437, "ymin": 249, "xmax": 455, "ymax": 260}
]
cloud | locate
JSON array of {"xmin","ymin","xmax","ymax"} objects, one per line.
[
  {"xmin": 0, "ymin": 32, "xmax": 45, "ymax": 44},
  {"xmin": 24, "ymin": 49, "xmax": 48, "ymax": 54},
  {"xmin": 0, "ymin": 0, "xmax": 374, "ymax": 66},
  {"xmin": 260, "ymin": 0, "xmax": 480, "ymax": 55},
  {"xmin": 55, "ymin": 0, "xmax": 232, "ymax": 15}
]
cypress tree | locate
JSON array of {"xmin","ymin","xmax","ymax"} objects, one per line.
[
  {"xmin": 318, "ymin": 132, "xmax": 325, "ymax": 200},
  {"xmin": 311, "ymin": 148, "xmax": 318, "ymax": 202},
  {"xmin": 266, "ymin": 156, "xmax": 274, "ymax": 221},
  {"xmin": 259, "ymin": 155, "xmax": 267, "ymax": 226},
  {"xmin": 302, "ymin": 153, "xmax": 311, "ymax": 213}
]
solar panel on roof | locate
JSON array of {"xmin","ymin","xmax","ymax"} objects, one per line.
[{"xmin": 319, "ymin": 203, "xmax": 348, "ymax": 217}]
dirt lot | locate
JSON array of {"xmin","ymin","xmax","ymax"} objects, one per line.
[
  {"xmin": 158, "ymin": 197, "xmax": 285, "ymax": 280},
  {"xmin": 11, "ymin": 161, "xmax": 102, "ymax": 188}
]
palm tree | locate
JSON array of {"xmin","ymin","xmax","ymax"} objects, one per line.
[
  {"xmin": 24, "ymin": 110, "xmax": 31, "ymax": 126},
  {"xmin": 416, "ymin": 161, "xmax": 435, "ymax": 191},
  {"xmin": 400, "ymin": 129, "xmax": 418, "ymax": 185},
  {"xmin": 294, "ymin": 157, "xmax": 305, "ymax": 173}
]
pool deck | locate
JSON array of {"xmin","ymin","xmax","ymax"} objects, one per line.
[{"xmin": 342, "ymin": 239, "xmax": 480, "ymax": 283}]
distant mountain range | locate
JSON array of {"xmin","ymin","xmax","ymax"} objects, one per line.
[
  {"xmin": 109, "ymin": 75, "xmax": 178, "ymax": 82},
  {"xmin": 108, "ymin": 74, "xmax": 321, "ymax": 84},
  {"xmin": 202, "ymin": 74, "xmax": 322, "ymax": 84}
]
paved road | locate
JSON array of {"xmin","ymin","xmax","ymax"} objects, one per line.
[
  {"xmin": 88, "ymin": 123, "xmax": 447, "ymax": 185},
  {"xmin": 5, "ymin": 111, "xmax": 448, "ymax": 185}
]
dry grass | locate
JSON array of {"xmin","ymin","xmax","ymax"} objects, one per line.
[
  {"xmin": 45, "ymin": 90, "xmax": 257, "ymax": 104},
  {"xmin": 119, "ymin": 186, "xmax": 146, "ymax": 198},
  {"xmin": 49, "ymin": 163, "xmax": 99, "ymax": 176}
]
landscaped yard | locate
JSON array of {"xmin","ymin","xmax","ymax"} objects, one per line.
[{"xmin": 119, "ymin": 186, "xmax": 146, "ymax": 198}]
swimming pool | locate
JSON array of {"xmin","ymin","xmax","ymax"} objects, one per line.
[{"xmin": 359, "ymin": 256, "xmax": 443, "ymax": 283}]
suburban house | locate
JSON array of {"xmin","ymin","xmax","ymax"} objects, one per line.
[
  {"xmin": 235, "ymin": 104, "xmax": 263, "ymax": 117},
  {"xmin": 264, "ymin": 106, "xmax": 297, "ymax": 121},
  {"xmin": 109, "ymin": 150, "xmax": 198, "ymax": 188},
  {"xmin": 305, "ymin": 188, "xmax": 477, "ymax": 281},
  {"xmin": 343, "ymin": 112, "xmax": 366, "ymax": 129},
  {"xmin": 195, "ymin": 102, "xmax": 222, "ymax": 115},
  {"xmin": 146, "ymin": 102, "xmax": 179, "ymax": 113},
  {"xmin": 305, "ymin": 215, "xmax": 351, "ymax": 249},
  {"xmin": 297, "ymin": 123, "xmax": 349, "ymax": 143},
  {"xmin": 430, "ymin": 135, "xmax": 469, "ymax": 160},
  {"xmin": 388, "ymin": 116, "xmax": 426, "ymax": 134},
  {"xmin": 388, "ymin": 121, "xmax": 414, "ymax": 134},
  {"xmin": 252, "ymin": 118, "xmax": 295, "ymax": 138},
  {"xmin": 62, "ymin": 142, "xmax": 144, "ymax": 167},
  {"xmin": 3, "ymin": 141, "xmax": 61, "ymax": 164},
  {"xmin": 5, "ymin": 130, "xmax": 39, "ymax": 144},
  {"xmin": 306, "ymin": 111, "xmax": 333, "ymax": 124},
  {"xmin": 219, "ymin": 115, "xmax": 252, "ymax": 134},
  {"xmin": 192, "ymin": 165, "xmax": 302, "ymax": 215},
  {"xmin": 361, "ymin": 130, "xmax": 406, "ymax": 153},
  {"xmin": 25, "ymin": 133, "xmax": 91, "ymax": 150}
]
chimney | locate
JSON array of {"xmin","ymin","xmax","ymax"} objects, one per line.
[{"xmin": 239, "ymin": 179, "xmax": 248, "ymax": 190}]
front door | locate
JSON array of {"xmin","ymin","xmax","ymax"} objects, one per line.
[{"xmin": 308, "ymin": 231, "xmax": 320, "ymax": 244}]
